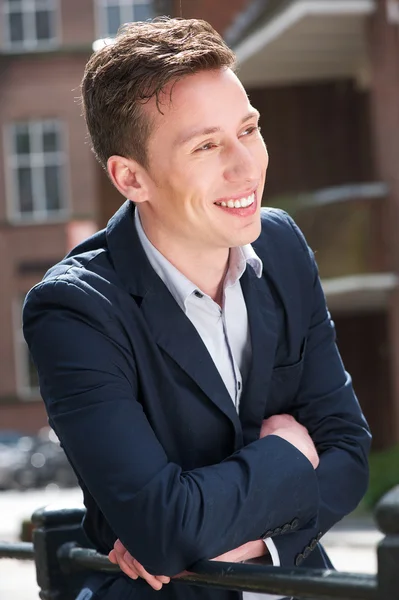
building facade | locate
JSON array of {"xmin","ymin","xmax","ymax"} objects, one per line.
[
  {"xmin": 232, "ymin": 0, "xmax": 399, "ymax": 449},
  {"xmin": 0, "ymin": 0, "xmax": 252, "ymax": 431},
  {"xmin": 0, "ymin": 0, "xmax": 398, "ymax": 449}
]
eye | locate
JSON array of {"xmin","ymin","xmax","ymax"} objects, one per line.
[
  {"xmin": 241, "ymin": 125, "xmax": 261, "ymax": 137},
  {"xmin": 194, "ymin": 142, "xmax": 217, "ymax": 152}
]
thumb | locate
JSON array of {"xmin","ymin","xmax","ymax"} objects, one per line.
[{"xmin": 108, "ymin": 549, "xmax": 117, "ymax": 563}]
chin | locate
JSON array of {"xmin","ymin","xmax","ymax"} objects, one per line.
[{"xmin": 237, "ymin": 221, "xmax": 262, "ymax": 246}]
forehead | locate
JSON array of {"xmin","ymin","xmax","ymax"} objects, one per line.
[{"xmin": 145, "ymin": 68, "xmax": 253, "ymax": 140}]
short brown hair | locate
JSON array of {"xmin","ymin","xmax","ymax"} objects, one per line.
[{"xmin": 81, "ymin": 18, "xmax": 236, "ymax": 169}]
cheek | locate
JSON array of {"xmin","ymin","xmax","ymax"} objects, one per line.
[
  {"xmin": 256, "ymin": 139, "xmax": 269, "ymax": 167},
  {"xmin": 174, "ymin": 169, "xmax": 214, "ymax": 207},
  {"xmin": 263, "ymin": 145, "xmax": 270, "ymax": 172},
  {"xmin": 264, "ymin": 149, "xmax": 269, "ymax": 171}
]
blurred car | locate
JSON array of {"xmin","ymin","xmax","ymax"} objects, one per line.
[
  {"xmin": 0, "ymin": 428, "xmax": 77, "ymax": 490},
  {"xmin": 0, "ymin": 430, "xmax": 29, "ymax": 446},
  {"xmin": 0, "ymin": 432, "xmax": 34, "ymax": 490}
]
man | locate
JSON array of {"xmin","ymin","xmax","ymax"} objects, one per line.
[{"xmin": 23, "ymin": 17, "xmax": 371, "ymax": 600}]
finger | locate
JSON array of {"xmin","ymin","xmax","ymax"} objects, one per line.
[
  {"xmin": 115, "ymin": 553, "xmax": 139, "ymax": 580},
  {"xmin": 108, "ymin": 549, "xmax": 117, "ymax": 563},
  {"xmin": 114, "ymin": 539, "xmax": 127, "ymax": 555},
  {"xmin": 119, "ymin": 548, "xmax": 169, "ymax": 582},
  {"xmin": 113, "ymin": 540, "xmax": 169, "ymax": 588},
  {"xmin": 122, "ymin": 550, "xmax": 137, "ymax": 569},
  {"xmin": 132, "ymin": 558, "xmax": 163, "ymax": 591}
]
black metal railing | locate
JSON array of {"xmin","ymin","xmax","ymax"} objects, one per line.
[{"xmin": 1, "ymin": 486, "xmax": 399, "ymax": 600}]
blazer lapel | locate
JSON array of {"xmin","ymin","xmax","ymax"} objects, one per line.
[
  {"xmin": 106, "ymin": 201, "xmax": 243, "ymax": 446},
  {"xmin": 140, "ymin": 285, "xmax": 243, "ymax": 444},
  {"xmin": 239, "ymin": 266, "xmax": 278, "ymax": 445}
]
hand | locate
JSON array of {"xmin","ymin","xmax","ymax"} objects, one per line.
[
  {"xmin": 109, "ymin": 539, "xmax": 170, "ymax": 590},
  {"xmin": 260, "ymin": 414, "xmax": 319, "ymax": 469},
  {"xmin": 211, "ymin": 540, "xmax": 268, "ymax": 563},
  {"xmin": 109, "ymin": 538, "xmax": 268, "ymax": 586}
]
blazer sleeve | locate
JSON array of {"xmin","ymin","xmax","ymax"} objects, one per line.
[
  {"xmin": 23, "ymin": 277, "xmax": 319, "ymax": 576},
  {"xmin": 270, "ymin": 213, "xmax": 371, "ymax": 568}
]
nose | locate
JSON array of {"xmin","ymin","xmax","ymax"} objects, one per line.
[{"xmin": 223, "ymin": 140, "xmax": 261, "ymax": 184}]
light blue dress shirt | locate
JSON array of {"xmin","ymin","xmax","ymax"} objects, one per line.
[{"xmin": 135, "ymin": 209, "xmax": 283, "ymax": 600}]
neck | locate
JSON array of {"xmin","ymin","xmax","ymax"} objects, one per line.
[{"xmin": 138, "ymin": 209, "xmax": 229, "ymax": 304}]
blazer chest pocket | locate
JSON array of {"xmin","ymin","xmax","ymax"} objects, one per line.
[{"xmin": 266, "ymin": 339, "xmax": 307, "ymax": 415}]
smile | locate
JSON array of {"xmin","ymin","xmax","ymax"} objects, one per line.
[{"xmin": 215, "ymin": 192, "xmax": 255, "ymax": 209}]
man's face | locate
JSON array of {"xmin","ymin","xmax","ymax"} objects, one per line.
[{"xmin": 141, "ymin": 68, "xmax": 269, "ymax": 251}]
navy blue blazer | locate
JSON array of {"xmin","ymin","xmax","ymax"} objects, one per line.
[{"xmin": 23, "ymin": 202, "xmax": 371, "ymax": 600}]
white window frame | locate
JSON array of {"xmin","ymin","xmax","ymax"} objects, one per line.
[
  {"xmin": 96, "ymin": 0, "xmax": 154, "ymax": 39},
  {"xmin": 13, "ymin": 298, "xmax": 40, "ymax": 400},
  {"xmin": 4, "ymin": 119, "xmax": 69, "ymax": 224},
  {"xmin": 2, "ymin": 0, "xmax": 60, "ymax": 52}
]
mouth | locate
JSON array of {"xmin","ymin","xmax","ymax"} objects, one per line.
[{"xmin": 214, "ymin": 191, "xmax": 257, "ymax": 216}]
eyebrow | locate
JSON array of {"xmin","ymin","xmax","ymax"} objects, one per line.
[{"xmin": 174, "ymin": 109, "xmax": 260, "ymax": 148}]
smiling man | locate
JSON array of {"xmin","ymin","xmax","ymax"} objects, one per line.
[{"xmin": 23, "ymin": 18, "xmax": 371, "ymax": 600}]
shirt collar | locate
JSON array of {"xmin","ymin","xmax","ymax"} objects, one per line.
[
  {"xmin": 135, "ymin": 209, "xmax": 196, "ymax": 311},
  {"xmin": 134, "ymin": 208, "xmax": 263, "ymax": 311}
]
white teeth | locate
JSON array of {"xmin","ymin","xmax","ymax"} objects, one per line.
[{"xmin": 216, "ymin": 193, "xmax": 255, "ymax": 209}]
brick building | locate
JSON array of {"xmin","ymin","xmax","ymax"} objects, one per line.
[{"xmin": 0, "ymin": 0, "xmax": 398, "ymax": 449}]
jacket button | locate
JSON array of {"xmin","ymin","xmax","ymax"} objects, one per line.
[
  {"xmin": 282, "ymin": 524, "xmax": 291, "ymax": 534},
  {"xmin": 310, "ymin": 539, "xmax": 318, "ymax": 550},
  {"xmin": 316, "ymin": 531, "xmax": 323, "ymax": 542},
  {"xmin": 273, "ymin": 527, "xmax": 282, "ymax": 535},
  {"xmin": 303, "ymin": 546, "xmax": 311, "ymax": 559},
  {"xmin": 295, "ymin": 553, "xmax": 304, "ymax": 566},
  {"xmin": 262, "ymin": 530, "xmax": 274, "ymax": 538},
  {"xmin": 291, "ymin": 518, "xmax": 299, "ymax": 530}
]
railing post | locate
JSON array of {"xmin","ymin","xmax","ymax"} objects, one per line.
[
  {"xmin": 32, "ymin": 505, "xmax": 91, "ymax": 600},
  {"xmin": 374, "ymin": 485, "xmax": 399, "ymax": 599}
]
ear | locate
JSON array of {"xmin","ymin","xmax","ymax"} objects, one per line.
[{"xmin": 107, "ymin": 155, "xmax": 149, "ymax": 204}]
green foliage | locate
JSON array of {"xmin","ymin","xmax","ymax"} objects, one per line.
[{"xmin": 362, "ymin": 445, "xmax": 399, "ymax": 509}]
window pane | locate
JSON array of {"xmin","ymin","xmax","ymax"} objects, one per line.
[
  {"xmin": 17, "ymin": 167, "xmax": 34, "ymax": 214},
  {"xmin": 44, "ymin": 165, "xmax": 61, "ymax": 210},
  {"xmin": 35, "ymin": 10, "xmax": 52, "ymax": 41},
  {"xmin": 15, "ymin": 126, "xmax": 31, "ymax": 155},
  {"xmin": 106, "ymin": 5, "xmax": 121, "ymax": 36},
  {"xmin": 43, "ymin": 127, "xmax": 59, "ymax": 152},
  {"xmin": 133, "ymin": 2, "xmax": 154, "ymax": 21},
  {"xmin": 36, "ymin": 0, "xmax": 56, "ymax": 9},
  {"xmin": 27, "ymin": 349, "xmax": 39, "ymax": 390},
  {"xmin": 9, "ymin": 12, "xmax": 24, "ymax": 43}
]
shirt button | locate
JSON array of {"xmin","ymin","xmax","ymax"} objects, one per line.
[
  {"xmin": 237, "ymin": 382, "xmax": 241, "ymax": 391},
  {"xmin": 194, "ymin": 290, "xmax": 203, "ymax": 298}
]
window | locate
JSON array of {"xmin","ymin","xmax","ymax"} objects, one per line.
[
  {"xmin": 14, "ymin": 298, "xmax": 40, "ymax": 399},
  {"xmin": 5, "ymin": 120, "xmax": 68, "ymax": 222},
  {"xmin": 2, "ymin": 0, "xmax": 58, "ymax": 51},
  {"xmin": 97, "ymin": 0, "xmax": 154, "ymax": 39}
]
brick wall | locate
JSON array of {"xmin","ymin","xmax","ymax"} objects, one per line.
[
  {"xmin": 172, "ymin": 0, "xmax": 252, "ymax": 33},
  {"xmin": 0, "ymin": 1, "xmax": 100, "ymax": 414}
]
